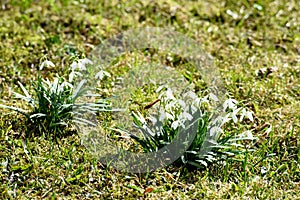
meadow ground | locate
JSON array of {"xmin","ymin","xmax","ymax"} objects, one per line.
[{"xmin": 0, "ymin": 0, "xmax": 299, "ymax": 199}]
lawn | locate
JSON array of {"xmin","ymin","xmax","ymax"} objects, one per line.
[{"xmin": 0, "ymin": 0, "xmax": 299, "ymax": 199}]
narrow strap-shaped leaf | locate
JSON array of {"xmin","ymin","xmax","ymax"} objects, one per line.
[
  {"xmin": 17, "ymin": 81, "xmax": 31, "ymax": 98},
  {"xmin": 72, "ymin": 80, "xmax": 86, "ymax": 100},
  {"xmin": 0, "ymin": 104, "xmax": 29, "ymax": 118}
]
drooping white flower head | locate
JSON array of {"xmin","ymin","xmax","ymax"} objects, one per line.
[
  {"xmin": 223, "ymin": 98, "xmax": 238, "ymax": 112},
  {"xmin": 71, "ymin": 58, "xmax": 93, "ymax": 71},
  {"xmin": 68, "ymin": 70, "xmax": 83, "ymax": 83},
  {"xmin": 240, "ymin": 108, "xmax": 254, "ymax": 122},
  {"xmin": 40, "ymin": 60, "xmax": 55, "ymax": 70},
  {"xmin": 239, "ymin": 130, "xmax": 255, "ymax": 140},
  {"xmin": 95, "ymin": 70, "xmax": 111, "ymax": 80}
]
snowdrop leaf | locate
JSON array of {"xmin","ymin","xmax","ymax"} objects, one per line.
[{"xmin": 17, "ymin": 81, "xmax": 31, "ymax": 99}]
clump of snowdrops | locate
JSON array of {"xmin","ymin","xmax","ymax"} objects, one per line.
[
  {"xmin": 129, "ymin": 85, "xmax": 256, "ymax": 168},
  {"xmin": 0, "ymin": 57, "xmax": 109, "ymax": 138}
]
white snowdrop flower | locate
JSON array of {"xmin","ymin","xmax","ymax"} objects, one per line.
[
  {"xmin": 194, "ymin": 97, "xmax": 201, "ymax": 107},
  {"xmin": 171, "ymin": 120, "xmax": 179, "ymax": 130},
  {"xmin": 223, "ymin": 98, "xmax": 238, "ymax": 111},
  {"xmin": 159, "ymin": 110, "xmax": 166, "ymax": 121},
  {"xmin": 221, "ymin": 113, "xmax": 231, "ymax": 126},
  {"xmin": 261, "ymin": 166, "xmax": 268, "ymax": 175},
  {"xmin": 79, "ymin": 58, "xmax": 93, "ymax": 66},
  {"xmin": 239, "ymin": 108, "xmax": 246, "ymax": 122},
  {"xmin": 240, "ymin": 108, "xmax": 254, "ymax": 122},
  {"xmin": 42, "ymin": 77, "xmax": 51, "ymax": 87},
  {"xmin": 190, "ymin": 105, "xmax": 197, "ymax": 114},
  {"xmin": 61, "ymin": 81, "xmax": 73, "ymax": 89},
  {"xmin": 187, "ymin": 91, "xmax": 198, "ymax": 100},
  {"xmin": 57, "ymin": 81, "xmax": 73, "ymax": 93},
  {"xmin": 209, "ymin": 93, "xmax": 218, "ymax": 102},
  {"xmin": 201, "ymin": 95, "xmax": 210, "ymax": 104},
  {"xmin": 40, "ymin": 60, "xmax": 55, "ymax": 70},
  {"xmin": 77, "ymin": 61, "xmax": 86, "ymax": 71},
  {"xmin": 165, "ymin": 101, "xmax": 176, "ymax": 110},
  {"xmin": 165, "ymin": 112, "xmax": 174, "ymax": 120},
  {"xmin": 183, "ymin": 104, "xmax": 190, "ymax": 113},
  {"xmin": 182, "ymin": 112, "xmax": 193, "ymax": 121},
  {"xmin": 211, "ymin": 115, "xmax": 224, "ymax": 126},
  {"xmin": 231, "ymin": 107, "xmax": 242, "ymax": 123},
  {"xmin": 51, "ymin": 78, "xmax": 59, "ymax": 93},
  {"xmin": 78, "ymin": 62, "xmax": 86, "ymax": 71},
  {"xmin": 254, "ymin": 3, "xmax": 263, "ymax": 11},
  {"xmin": 232, "ymin": 113, "xmax": 238, "ymax": 123},
  {"xmin": 209, "ymin": 126, "xmax": 223, "ymax": 137},
  {"xmin": 57, "ymin": 83, "xmax": 66, "ymax": 94},
  {"xmin": 71, "ymin": 61, "xmax": 78, "ymax": 70},
  {"xmin": 226, "ymin": 9, "xmax": 238, "ymax": 19},
  {"xmin": 247, "ymin": 111, "xmax": 254, "ymax": 122},
  {"xmin": 69, "ymin": 70, "xmax": 75, "ymax": 82},
  {"xmin": 69, "ymin": 70, "xmax": 83, "ymax": 82},
  {"xmin": 240, "ymin": 130, "xmax": 255, "ymax": 140},
  {"xmin": 166, "ymin": 89, "xmax": 174, "ymax": 99},
  {"xmin": 178, "ymin": 99, "xmax": 186, "ymax": 107},
  {"xmin": 95, "ymin": 70, "xmax": 111, "ymax": 80},
  {"xmin": 71, "ymin": 58, "xmax": 93, "ymax": 71},
  {"xmin": 149, "ymin": 115, "xmax": 157, "ymax": 124},
  {"xmin": 138, "ymin": 113, "xmax": 147, "ymax": 125}
]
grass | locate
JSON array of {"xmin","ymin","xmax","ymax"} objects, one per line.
[{"xmin": 0, "ymin": 0, "xmax": 299, "ymax": 199}]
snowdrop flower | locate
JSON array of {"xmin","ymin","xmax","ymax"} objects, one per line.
[
  {"xmin": 42, "ymin": 77, "xmax": 51, "ymax": 88},
  {"xmin": 239, "ymin": 130, "xmax": 255, "ymax": 140},
  {"xmin": 209, "ymin": 126, "xmax": 223, "ymax": 137},
  {"xmin": 71, "ymin": 58, "xmax": 93, "ymax": 71},
  {"xmin": 190, "ymin": 104, "xmax": 197, "ymax": 114},
  {"xmin": 40, "ymin": 60, "xmax": 55, "ymax": 70},
  {"xmin": 181, "ymin": 111, "xmax": 193, "ymax": 121},
  {"xmin": 193, "ymin": 97, "xmax": 200, "ymax": 106},
  {"xmin": 211, "ymin": 115, "xmax": 225, "ymax": 126},
  {"xmin": 69, "ymin": 70, "xmax": 83, "ymax": 82},
  {"xmin": 223, "ymin": 98, "xmax": 238, "ymax": 111},
  {"xmin": 158, "ymin": 87, "xmax": 175, "ymax": 100},
  {"xmin": 261, "ymin": 166, "xmax": 268, "ymax": 175},
  {"xmin": 186, "ymin": 91, "xmax": 198, "ymax": 100},
  {"xmin": 95, "ymin": 70, "xmax": 111, "ymax": 80},
  {"xmin": 80, "ymin": 58, "xmax": 93, "ymax": 65},
  {"xmin": 200, "ymin": 95, "xmax": 210, "ymax": 105},
  {"xmin": 221, "ymin": 113, "xmax": 231, "ymax": 126},
  {"xmin": 148, "ymin": 115, "xmax": 158, "ymax": 124},
  {"xmin": 171, "ymin": 120, "xmax": 180, "ymax": 130},
  {"xmin": 165, "ymin": 101, "xmax": 176, "ymax": 111},
  {"xmin": 165, "ymin": 88, "xmax": 175, "ymax": 100},
  {"xmin": 51, "ymin": 78, "xmax": 59, "ymax": 94},
  {"xmin": 208, "ymin": 93, "xmax": 218, "ymax": 102},
  {"xmin": 159, "ymin": 109, "xmax": 167, "ymax": 121},
  {"xmin": 231, "ymin": 107, "xmax": 242, "ymax": 123},
  {"xmin": 59, "ymin": 81, "xmax": 73, "ymax": 91},
  {"xmin": 69, "ymin": 70, "xmax": 75, "ymax": 83},
  {"xmin": 239, "ymin": 108, "xmax": 254, "ymax": 122},
  {"xmin": 178, "ymin": 99, "xmax": 186, "ymax": 107},
  {"xmin": 165, "ymin": 112, "xmax": 174, "ymax": 120}
]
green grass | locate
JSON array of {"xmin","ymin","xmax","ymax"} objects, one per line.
[{"xmin": 0, "ymin": 0, "xmax": 299, "ymax": 199}]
